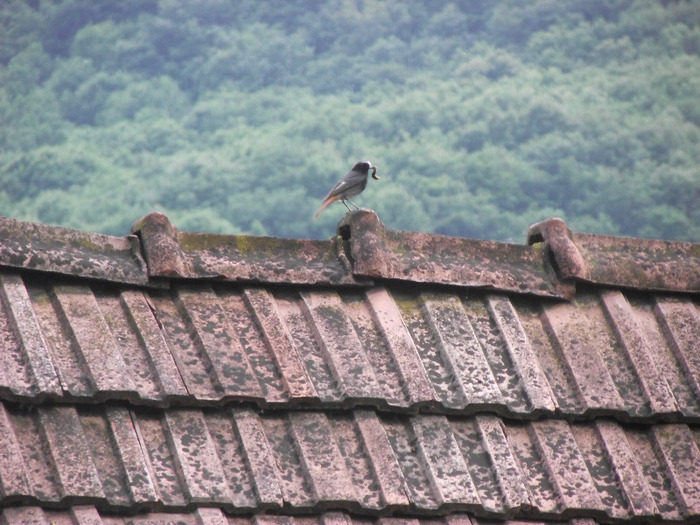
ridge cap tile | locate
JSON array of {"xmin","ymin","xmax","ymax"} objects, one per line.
[
  {"xmin": 528, "ymin": 217, "xmax": 700, "ymax": 294},
  {"xmin": 0, "ymin": 216, "xmax": 148, "ymax": 285},
  {"xmin": 340, "ymin": 211, "xmax": 573, "ymax": 299},
  {"xmin": 131, "ymin": 212, "xmax": 365, "ymax": 286},
  {"xmin": 133, "ymin": 211, "xmax": 576, "ymax": 297}
]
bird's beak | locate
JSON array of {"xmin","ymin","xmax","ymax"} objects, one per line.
[{"xmin": 370, "ymin": 166, "xmax": 379, "ymax": 180}]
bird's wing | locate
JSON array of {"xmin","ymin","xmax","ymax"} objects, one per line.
[{"xmin": 323, "ymin": 171, "xmax": 365, "ymax": 199}]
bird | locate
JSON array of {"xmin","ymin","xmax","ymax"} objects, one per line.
[{"xmin": 314, "ymin": 161, "xmax": 379, "ymax": 219}]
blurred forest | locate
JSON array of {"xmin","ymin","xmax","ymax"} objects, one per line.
[{"xmin": 1, "ymin": 0, "xmax": 699, "ymax": 242}]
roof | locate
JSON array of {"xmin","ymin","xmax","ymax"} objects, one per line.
[{"xmin": 0, "ymin": 211, "xmax": 698, "ymax": 525}]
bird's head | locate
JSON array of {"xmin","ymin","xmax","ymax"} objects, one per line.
[{"xmin": 353, "ymin": 160, "xmax": 380, "ymax": 180}]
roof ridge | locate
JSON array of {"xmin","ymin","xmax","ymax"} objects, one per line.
[{"xmin": 1, "ymin": 213, "xmax": 697, "ymax": 297}]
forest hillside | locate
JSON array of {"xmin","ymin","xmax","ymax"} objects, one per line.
[{"xmin": 1, "ymin": 0, "xmax": 699, "ymax": 242}]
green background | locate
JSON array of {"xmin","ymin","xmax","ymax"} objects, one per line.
[{"xmin": 1, "ymin": 0, "xmax": 699, "ymax": 242}]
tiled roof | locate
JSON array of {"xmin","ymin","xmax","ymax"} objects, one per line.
[{"xmin": 0, "ymin": 211, "xmax": 698, "ymax": 525}]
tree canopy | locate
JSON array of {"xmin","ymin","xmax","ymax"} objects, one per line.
[{"xmin": 1, "ymin": 0, "xmax": 699, "ymax": 242}]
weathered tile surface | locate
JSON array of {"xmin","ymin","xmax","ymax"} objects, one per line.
[
  {"xmin": 0, "ymin": 272, "xmax": 698, "ymax": 423},
  {"xmin": 0, "ymin": 216, "xmax": 148, "ymax": 285},
  {"xmin": 0, "ymin": 403, "xmax": 698, "ymax": 521}
]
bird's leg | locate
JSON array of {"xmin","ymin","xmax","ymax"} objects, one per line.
[
  {"xmin": 346, "ymin": 199, "xmax": 360, "ymax": 209},
  {"xmin": 342, "ymin": 201, "xmax": 352, "ymax": 211}
]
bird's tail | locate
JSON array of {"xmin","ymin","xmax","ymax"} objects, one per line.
[{"xmin": 313, "ymin": 195, "xmax": 339, "ymax": 219}]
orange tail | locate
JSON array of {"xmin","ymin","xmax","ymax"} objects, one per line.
[{"xmin": 313, "ymin": 195, "xmax": 339, "ymax": 219}]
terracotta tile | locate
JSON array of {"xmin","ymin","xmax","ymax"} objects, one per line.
[
  {"xmin": 354, "ymin": 410, "xmax": 409, "ymax": 508},
  {"xmin": 38, "ymin": 406, "xmax": 105, "ymax": 500},
  {"xmin": 485, "ymin": 295, "xmax": 556, "ymax": 413},
  {"xmin": 104, "ymin": 289, "xmax": 187, "ymax": 400},
  {"xmin": 288, "ymin": 411, "xmax": 355, "ymax": 505},
  {"xmin": 0, "ymin": 403, "xmax": 31, "ymax": 497},
  {"xmin": 231, "ymin": 408, "xmax": 284, "ymax": 507},
  {"xmin": 593, "ymin": 420, "xmax": 658, "ymax": 517},
  {"xmin": 301, "ymin": 291, "xmax": 382, "ymax": 401},
  {"xmin": 540, "ymin": 297, "xmax": 627, "ymax": 415},
  {"xmin": 164, "ymin": 410, "xmax": 233, "ymax": 504},
  {"xmin": 133, "ymin": 213, "xmax": 361, "ymax": 285},
  {"xmin": 600, "ymin": 290, "xmax": 677, "ymax": 415},
  {"xmin": 410, "ymin": 415, "xmax": 479, "ymax": 508},
  {"xmin": 653, "ymin": 425, "xmax": 700, "ymax": 518},
  {"xmin": 0, "ymin": 273, "xmax": 61, "ymax": 397},
  {"xmin": 475, "ymin": 415, "xmax": 532, "ymax": 511},
  {"xmin": 420, "ymin": 294, "xmax": 503, "ymax": 408},
  {"xmin": 174, "ymin": 285, "xmax": 262, "ymax": 399},
  {"xmin": 52, "ymin": 284, "xmax": 136, "ymax": 395},
  {"xmin": 364, "ymin": 288, "xmax": 435, "ymax": 407},
  {"xmin": 655, "ymin": 297, "xmax": 700, "ymax": 400},
  {"xmin": 240, "ymin": 288, "xmax": 316, "ymax": 402}
]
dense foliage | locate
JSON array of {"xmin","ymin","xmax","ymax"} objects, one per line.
[{"xmin": 1, "ymin": 0, "xmax": 699, "ymax": 241}]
